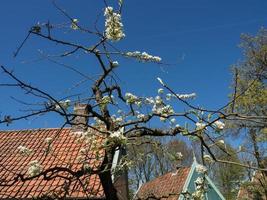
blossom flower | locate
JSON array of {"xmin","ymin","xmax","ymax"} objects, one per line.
[
  {"xmin": 176, "ymin": 152, "xmax": 183, "ymax": 160},
  {"xmin": 18, "ymin": 145, "xmax": 33, "ymax": 156},
  {"xmin": 196, "ymin": 122, "xmax": 206, "ymax": 130},
  {"xmin": 137, "ymin": 114, "xmax": 145, "ymax": 120},
  {"xmin": 176, "ymin": 93, "xmax": 196, "ymax": 100},
  {"xmin": 104, "ymin": 7, "xmax": 125, "ymax": 41},
  {"xmin": 196, "ymin": 164, "xmax": 208, "ymax": 174},
  {"xmin": 115, "ymin": 117, "xmax": 123, "ymax": 123},
  {"xmin": 45, "ymin": 137, "xmax": 53, "ymax": 144},
  {"xmin": 170, "ymin": 118, "xmax": 176, "ymax": 124},
  {"xmin": 109, "ymin": 129, "xmax": 127, "ymax": 145},
  {"xmin": 111, "ymin": 61, "xmax": 119, "ymax": 67},
  {"xmin": 28, "ymin": 160, "xmax": 42, "ymax": 177},
  {"xmin": 71, "ymin": 18, "xmax": 79, "ymax": 30},
  {"xmin": 214, "ymin": 120, "xmax": 225, "ymax": 131},
  {"xmin": 195, "ymin": 177, "xmax": 204, "ymax": 185},
  {"xmin": 126, "ymin": 51, "xmax": 161, "ymax": 63},
  {"xmin": 160, "ymin": 117, "xmax": 166, "ymax": 122},
  {"xmin": 125, "ymin": 93, "xmax": 139, "ymax": 105},
  {"xmin": 55, "ymin": 99, "xmax": 71, "ymax": 111},
  {"xmin": 217, "ymin": 139, "xmax": 225, "ymax": 146},
  {"xmin": 203, "ymin": 154, "xmax": 214, "ymax": 163},
  {"xmin": 157, "ymin": 88, "xmax": 164, "ymax": 94},
  {"xmin": 166, "ymin": 93, "xmax": 172, "ymax": 101},
  {"xmin": 101, "ymin": 95, "xmax": 113, "ymax": 105},
  {"xmin": 144, "ymin": 97, "xmax": 154, "ymax": 104},
  {"xmin": 154, "ymin": 96, "xmax": 163, "ymax": 105}
]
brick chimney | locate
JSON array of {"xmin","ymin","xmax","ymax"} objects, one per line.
[{"xmin": 71, "ymin": 103, "xmax": 89, "ymax": 133}]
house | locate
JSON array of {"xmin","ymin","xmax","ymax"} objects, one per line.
[
  {"xmin": 135, "ymin": 158, "xmax": 225, "ymax": 200},
  {"xmin": 237, "ymin": 170, "xmax": 267, "ymax": 200},
  {"xmin": 0, "ymin": 104, "xmax": 128, "ymax": 199}
]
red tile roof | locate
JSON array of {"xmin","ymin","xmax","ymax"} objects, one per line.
[
  {"xmin": 135, "ymin": 167, "xmax": 191, "ymax": 200},
  {"xmin": 0, "ymin": 128, "xmax": 106, "ymax": 199}
]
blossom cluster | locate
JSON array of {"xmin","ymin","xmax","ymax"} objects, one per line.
[
  {"xmin": 214, "ymin": 120, "xmax": 225, "ymax": 131},
  {"xmin": 55, "ymin": 99, "xmax": 71, "ymax": 111},
  {"xmin": 28, "ymin": 160, "xmax": 42, "ymax": 177},
  {"xmin": 176, "ymin": 92, "xmax": 196, "ymax": 100},
  {"xmin": 108, "ymin": 128, "xmax": 127, "ymax": 145},
  {"xmin": 152, "ymin": 96, "xmax": 174, "ymax": 116},
  {"xmin": 195, "ymin": 122, "xmax": 206, "ymax": 130},
  {"xmin": 196, "ymin": 164, "xmax": 208, "ymax": 174},
  {"xmin": 192, "ymin": 177, "xmax": 206, "ymax": 200},
  {"xmin": 18, "ymin": 145, "xmax": 33, "ymax": 156},
  {"xmin": 125, "ymin": 93, "xmax": 141, "ymax": 106},
  {"xmin": 104, "ymin": 7, "xmax": 125, "ymax": 41},
  {"xmin": 126, "ymin": 51, "xmax": 161, "ymax": 63}
]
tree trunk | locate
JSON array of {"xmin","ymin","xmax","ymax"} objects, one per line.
[{"xmin": 99, "ymin": 150, "xmax": 119, "ymax": 200}]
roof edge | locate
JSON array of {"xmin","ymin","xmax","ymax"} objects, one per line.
[
  {"xmin": 179, "ymin": 159, "xmax": 196, "ymax": 200},
  {"xmin": 0, "ymin": 127, "xmax": 71, "ymax": 132}
]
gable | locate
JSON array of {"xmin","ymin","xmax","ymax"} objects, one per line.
[
  {"xmin": 0, "ymin": 128, "xmax": 106, "ymax": 199},
  {"xmin": 180, "ymin": 161, "xmax": 225, "ymax": 200}
]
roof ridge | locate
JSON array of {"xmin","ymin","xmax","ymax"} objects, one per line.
[{"xmin": 0, "ymin": 127, "xmax": 71, "ymax": 132}]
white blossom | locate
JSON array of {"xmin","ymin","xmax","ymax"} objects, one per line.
[
  {"xmin": 195, "ymin": 176, "xmax": 205, "ymax": 185},
  {"xmin": 196, "ymin": 164, "xmax": 208, "ymax": 174},
  {"xmin": 214, "ymin": 120, "xmax": 225, "ymax": 131},
  {"xmin": 109, "ymin": 128, "xmax": 127, "ymax": 145},
  {"xmin": 45, "ymin": 137, "xmax": 53, "ymax": 144},
  {"xmin": 170, "ymin": 118, "xmax": 176, "ymax": 125},
  {"xmin": 154, "ymin": 96, "xmax": 163, "ymax": 105},
  {"xmin": 126, "ymin": 51, "xmax": 161, "ymax": 63},
  {"xmin": 160, "ymin": 117, "xmax": 166, "ymax": 122},
  {"xmin": 137, "ymin": 114, "xmax": 145, "ymax": 120},
  {"xmin": 176, "ymin": 93, "xmax": 196, "ymax": 100},
  {"xmin": 71, "ymin": 18, "xmax": 79, "ymax": 30},
  {"xmin": 111, "ymin": 61, "xmax": 119, "ymax": 67},
  {"xmin": 203, "ymin": 154, "xmax": 214, "ymax": 163},
  {"xmin": 157, "ymin": 88, "xmax": 164, "ymax": 94},
  {"xmin": 125, "ymin": 93, "xmax": 140, "ymax": 105},
  {"xmin": 28, "ymin": 160, "xmax": 42, "ymax": 177},
  {"xmin": 176, "ymin": 152, "xmax": 183, "ymax": 160},
  {"xmin": 104, "ymin": 7, "xmax": 125, "ymax": 41},
  {"xmin": 166, "ymin": 93, "xmax": 172, "ymax": 101},
  {"xmin": 196, "ymin": 122, "xmax": 206, "ymax": 130},
  {"xmin": 55, "ymin": 99, "xmax": 71, "ymax": 111},
  {"xmin": 18, "ymin": 145, "xmax": 33, "ymax": 156},
  {"xmin": 157, "ymin": 77, "xmax": 165, "ymax": 86},
  {"xmin": 217, "ymin": 139, "xmax": 225, "ymax": 146},
  {"xmin": 115, "ymin": 117, "xmax": 123, "ymax": 123},
  {"xmin": 101, "ymin": 95, "xmax": 112, "ymax": 105},
  {"xmin": 144, "ymin": 97, "xmax": 154, "ymax": 104}
]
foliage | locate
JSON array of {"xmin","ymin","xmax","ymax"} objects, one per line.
[
  {"xmin": 211, "ymin": 144, "xmax": 245, "ymax": 200},
  {"xmin": 227, "ymin": 28, "xmax": 267, "ymax": 199},
  {"xmin": 127, "ymin": 137, "xmax": 193, "ymax": 194}
]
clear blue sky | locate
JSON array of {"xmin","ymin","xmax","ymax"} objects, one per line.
[{"xmin": 0, "ymin": 0, "xmax": 266, "ymax": 129}]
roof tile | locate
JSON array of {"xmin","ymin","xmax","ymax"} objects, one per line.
[
  {"xmin": 136, "ymin": 167, "xmax": 191, "ymax": 200},
  {"xmin": 0, "ymin": 128, "xmax": 106, "ymax": 199}
]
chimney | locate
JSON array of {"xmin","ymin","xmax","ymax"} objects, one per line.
[{"xmin": 71, "ymin": 103, "xmax": 89, "ymax": 133}]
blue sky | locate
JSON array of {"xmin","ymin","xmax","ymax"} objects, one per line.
[{"xmin": 0, "ymin": 0, "xmax": 266, "ymax": 130}]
